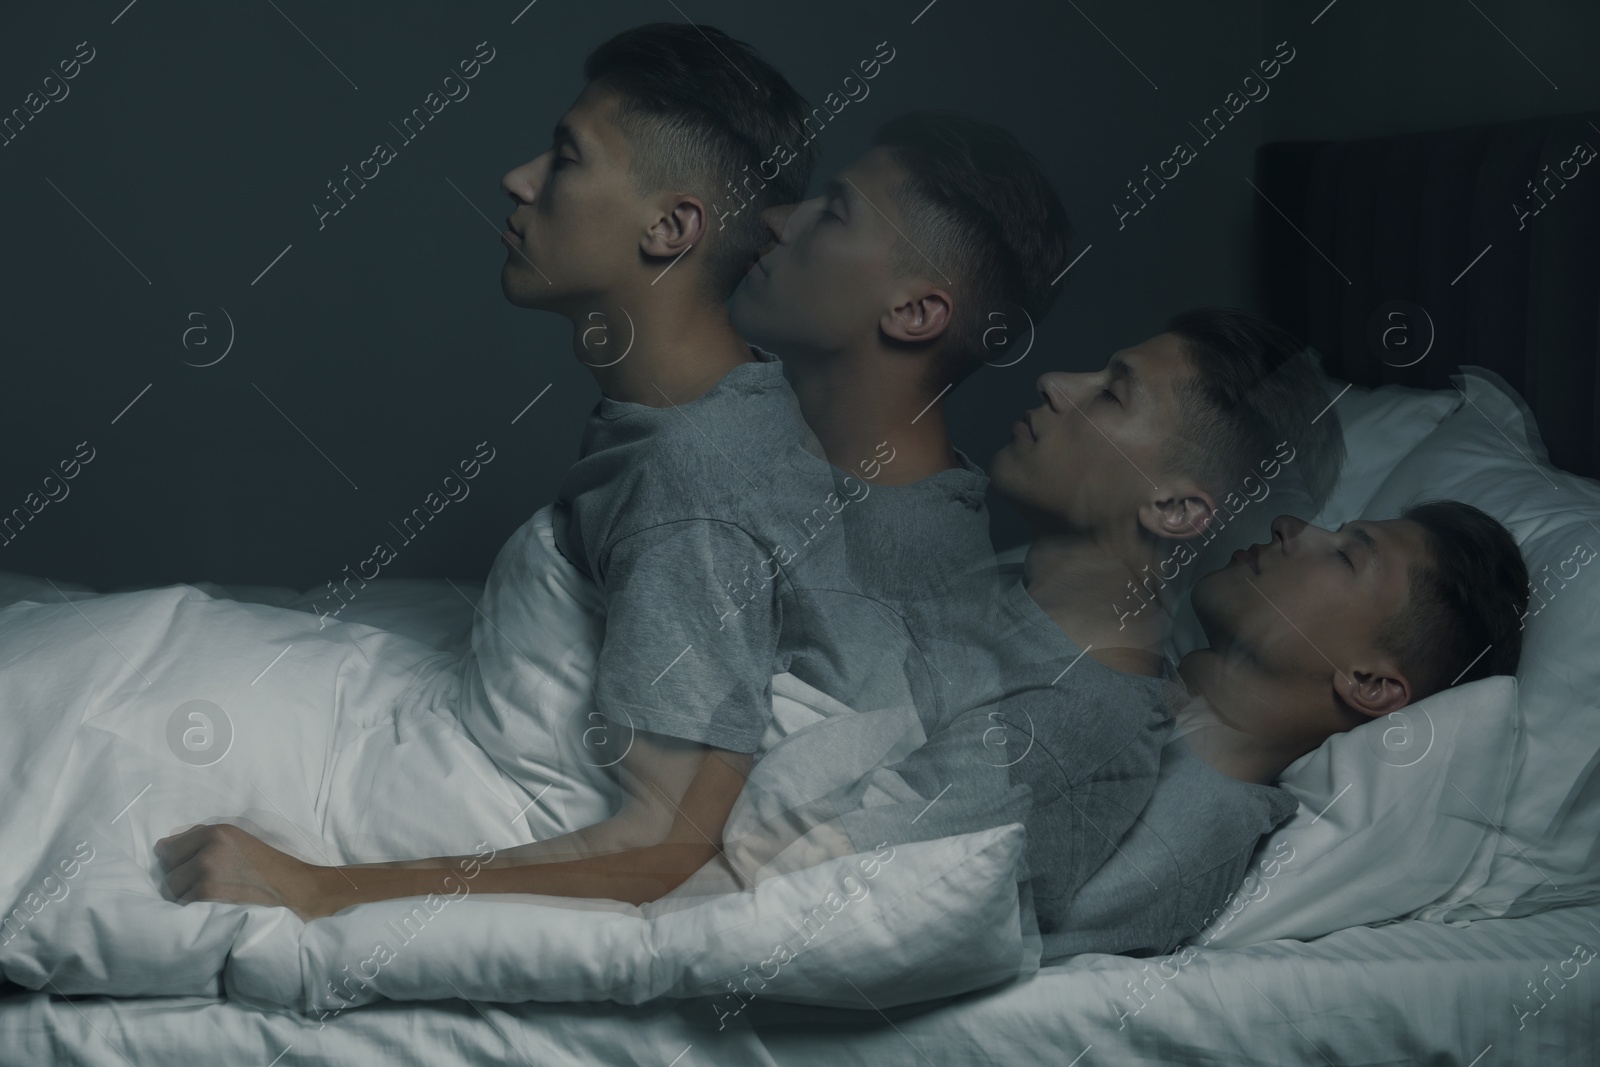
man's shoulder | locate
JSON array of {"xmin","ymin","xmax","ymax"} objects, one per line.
[
  {"xmin": 1138, "ymin": 739, "xmax": 1297, "ymax": 863},
  {"xmin": 615, "ymin": 364, "xmax": 814, "ymax": 470},
  {"xmin": 570, "ymin": 365, "xmax": 829, "ymax": 536}
]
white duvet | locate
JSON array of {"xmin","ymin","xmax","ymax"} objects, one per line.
[{"xmin": 0, "ymin": 508, "xmax": 1036, "ymax": 1014}]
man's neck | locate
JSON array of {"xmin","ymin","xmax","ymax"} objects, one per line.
[
  {"xmin": 781, "ymin": 345, "xmax": 958, "ymax": 485},
  {"xmin": 1174, "ymin": 648, "xmax": 1343, "ymax": 784},
  {"xmin": 1020, "ymin": 525, "xmax": 1173, "ymax": 673},
  {"xmin": 573, "ymin": 289, "xmax": 754, "ymax": 407}
]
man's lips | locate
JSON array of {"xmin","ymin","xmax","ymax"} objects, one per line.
[
  {"xmin": 502, "ymin": 217, "xmax": 521, "ymax": 245},
  {"xmin": 1231, "ymin": 543, "xmax": 1262, "ymax": 574},
  {"xmin": 1011, "ymin": 411, "xmax": 1037, "ymax": 442}
]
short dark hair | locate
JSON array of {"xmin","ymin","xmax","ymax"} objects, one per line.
[
  {"xmin": 1162, "ymin": 307, "xmax": 1345, "ymax": 512},
  {"xmin": 1378, "ymin": 500, "xmax": 1529, "ymax": 701},
  {"xmin": 584, "ymin": 24, "xmax": 818, "ymax": 299},
  {"xmin": 871, "ymin": 110, "xmax": 1072, "ymax": 391}
]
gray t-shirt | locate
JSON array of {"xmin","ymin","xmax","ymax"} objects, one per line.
[
  {"xmin": 552, "ymin": 355, "xmax": 912, "ymax": 753},
  {"xmin": 1039, "ymin": 733, "xmax": 1299, "ymax": 963},
  {"xmin": 834, "ymin": 574, "xmax": 1179, "ymax": 922},
  {"xmin": 833, "ymin": 447, "xmax": 998, "ymax": 733},
  {"xmin": 742, "ymin": 341, "xmax": 1000, "ymax": 735}
]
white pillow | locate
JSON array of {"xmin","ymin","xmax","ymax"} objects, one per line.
[
  {"xmin": 1310, "ymin": 380, "xmax": 1464, "ymax": 528},
  {"xmin": 1198, "ymin": 675, "xmax": 1520, "ymax": 946},
  {"xmin": 453, "ymin": 506, "xmax": 921, "ymax": 840},
  {"xmin": 1356, "ymin": 368, "xmax": 1600, "ymax": 918},
  {"xmin": 452, "ymin": 505, "xmax": 626, "ymax": 838}
]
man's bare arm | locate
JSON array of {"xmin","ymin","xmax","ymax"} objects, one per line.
[{"xmin": 156, "ymin": 730, "xmax": 753, "ymax": 918}]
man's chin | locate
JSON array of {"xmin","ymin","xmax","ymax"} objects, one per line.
[{"xmin": 500, "ymin": 275, "xmax": 557, "ymax": 311}]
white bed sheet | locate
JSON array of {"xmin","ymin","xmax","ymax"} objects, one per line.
[
  {"xmin": 2, "ymin": 898, "xmax": 1593, "ymax": 1066},
  {"xmin": 2, "ymin": 574, "xmax": 1591, "ymax": 1063}
]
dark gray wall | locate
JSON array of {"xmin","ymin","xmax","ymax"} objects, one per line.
[
  {"xmin": 4, "ymin": 1, "xmax": 1583, "ymax": 586},
  {"xmin": 1263, "ymin": 0, "xmax": 1600, "ymax": 142}
]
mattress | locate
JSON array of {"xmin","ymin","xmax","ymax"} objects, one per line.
[{"xmin": 1, "ymin": 896, "xmax": 1592, "ymax": 1066}]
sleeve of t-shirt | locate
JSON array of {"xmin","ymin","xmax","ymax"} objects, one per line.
[{"xmin": 591, "ymin": 519, "xmax": 781, "ymax": 753}]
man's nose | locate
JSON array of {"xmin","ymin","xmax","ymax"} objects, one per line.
[
  {"xmin": 501, "ymin": 153, "xmax": 549, "ymax": 203},
  {"xmin": 1271, "ymin": 513, "xmax": 1309, "ymax": 547},
  {"xmin": 1036, "ymin": 370, "xmax": 1085, "ymax": 413}
]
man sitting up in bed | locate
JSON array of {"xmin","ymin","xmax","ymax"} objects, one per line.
[
  {"xmin": 729, "ymin": 108, "xmax": 1075, "ymax": 731},
  {"xmin": 153, "ymin": 22, "xmax": 963, "ymax": 916}
]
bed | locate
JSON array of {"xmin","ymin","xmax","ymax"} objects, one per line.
[
  {"xmin": 0, "ymin": 898, "xmax": 1593, "ymax": 1065},
  {"xmin": 3, "ymin": 113, "xmax": 1599, "ymax": 1064}
]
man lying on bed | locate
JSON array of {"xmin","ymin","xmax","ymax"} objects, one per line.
[
  {"xmin": 830, "ymin": 499, "xmax": 1529, "ymax": 963},
  {"xmin": 151, "ymin": 282, "xmax": 1528, "ymax": 949},
  {"xmin": 152, "ymin": 487, "xmax": 1526, "ymax": 955},
  {"xmin": 726, "ymin": 197, "xmax": 1527, "ymax": 956}
]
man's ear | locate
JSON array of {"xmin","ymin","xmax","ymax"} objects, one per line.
[
  {"xmin": 640, "ymin": 193, "xmax": 707, "ymax": 260},
  {"xmin": 1137, "ymin": 484, "xmax": 1216, "ymax": 542},
  {"xmin": 1337, "ymin": 662, "xmax": 1413, "ymax": 719},
  {"xmin": 880, "ymin": 285, "xmax": 952, "ymax": 345}
]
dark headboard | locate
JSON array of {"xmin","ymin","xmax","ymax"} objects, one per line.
[{"xmin": 1254, "ymin": 111, "xmax": 1600, "ymax": 478}]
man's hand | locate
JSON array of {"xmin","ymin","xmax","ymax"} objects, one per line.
[{"xmin": 155, "ymin": 823, "xmax": 342, "ymax": 922}]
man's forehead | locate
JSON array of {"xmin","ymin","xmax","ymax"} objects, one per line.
[
  {"xmin": 1114, "ymin": 333, "xmax": 1193, "ymax": 402},
  {"xmin": 1368, "ymin": 517, "xmax": 1431, "ymax": 565},
  {"xmin": 837, "ymin": 147, "xmax": 907, "ymax": 211},
  {"xmin": 561, "ymin": 82, "xmax": 626, "ymax": 152}
]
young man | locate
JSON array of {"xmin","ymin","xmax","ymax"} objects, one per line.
[
  {"xmin": 731, "ymin": 110, "xmax": 1071, "ymax": 486},
  {"xmin": 807, "ymin": 307, "xmax": 1349, "ymax": 943},
  {"xmin": 156, "ymin": 107, "xmax": 1347, "ymax": 920},
  {"xmin": 730, "ymin": 117, "xmax": 1342, "ymax": 710},
  {"xmin": 1040, "ymin": 501, "xmax": 1529, "ymax": 961},
  {"xmin": 729, "ymin": 110, "xmax": 1076, "ymax": 733},
  {"xmin": 985, "ymin": 307, "xmax": 1346, "ymax": 672},
  {"xmin": 812, "ymin": 500, "xmax": 1529, "ymax": 964},
  {"xmin": 730, "ymin": 112, "xmax": 1349, "ymax": 907},
  {"xmin": 157, "ymin": 24, "xmax": 917, "ymax": 913}
]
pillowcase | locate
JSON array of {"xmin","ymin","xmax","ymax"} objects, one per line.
[
  {"xmin": 1357, "ymin": 368, "xmax": 1600, "ymax": 919},
  {"xmin": 451, "ymin": 505, "xmax": 626, "ymax": 837},
  {"xmin": 1310, "ymin": 380, "xmax": 1464, "ymax": 528},
  {"xmin": 1197, "ymin": 675, "xmax": 1520, "ymax": 946}
]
